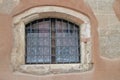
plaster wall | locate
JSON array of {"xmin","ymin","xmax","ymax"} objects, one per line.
[{"xmin": 0, "ymin": 0, "xmax": 120, "ymax": 80}]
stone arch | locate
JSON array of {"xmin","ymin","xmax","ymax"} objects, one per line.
[{"xmin": 11, "ymin": 6, "xmax": 95, "ymax": 75}]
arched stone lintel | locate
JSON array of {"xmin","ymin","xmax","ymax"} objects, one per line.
[
  {"xmin": 12, "ymin": 6, "xmax": 92, "ymax": 75},
  {"xmin": 13, "ymin": 6, "xmax": 90, "ymax": 24}
]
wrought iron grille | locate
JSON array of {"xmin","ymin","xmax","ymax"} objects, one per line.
[{"xmin": 25, "ymin": 18, "xmax": 80, "ymax": 64}]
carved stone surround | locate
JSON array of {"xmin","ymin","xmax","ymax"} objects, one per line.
[{"xmin": 11, "ymin": 6, "xmax": 92, "ymax": 75}]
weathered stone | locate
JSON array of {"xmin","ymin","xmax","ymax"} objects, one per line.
[
  {"xmin": 99, "ymin": 34, "xmax": 120, "ymax": 58},
  {"xmin": 0, "ymin": 0, "xmax": 19, "ymax": 14},
  {"xmin": 98, "ymin": 22, "xmax": 120, "ymax": 58},
  {"xmin": 96, "ymin": 15, "xmax": 109, "ymax": 28},
  {"xmin": 85, "ymin": 0, "xmax": 120, "ymax": 59},
  {"xmin": 85, "ymin": 0, "xmax": 114, "ymax": 14}
]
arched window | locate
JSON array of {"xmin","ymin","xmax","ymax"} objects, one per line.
[
  {"xmin": 11, "ymin": 6, "xmax": 93, "ymax": 74},
  {"xmin": 25, "ymin": 18, "xmax": 80, "ymax": 64}
]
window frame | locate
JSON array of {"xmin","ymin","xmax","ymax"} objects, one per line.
[
  {"xmin": 11, "ymin": 6, "xmax": 92, "ymax": 75},
  {"xmin": 25, "ymin": 18, "xmax": 81, "ymax": 64}
]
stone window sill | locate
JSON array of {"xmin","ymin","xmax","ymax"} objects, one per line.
[{"xmin": 16, "ymin": 63, "xmax": 93, "ymax": 75}]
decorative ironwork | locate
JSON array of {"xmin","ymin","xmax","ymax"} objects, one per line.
[{"xmin": 25, "ymin": 18, "xmax": 80, "ymax": 64}]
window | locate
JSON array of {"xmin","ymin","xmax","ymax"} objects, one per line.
[
  {"xmin": 25, "ymin": 18, "xmax": 80, "ymax": 64},
  {"xmin": 11, "ymin": 6, "xmax": 93, "ymax": 75}
]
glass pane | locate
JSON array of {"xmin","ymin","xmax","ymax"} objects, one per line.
[
  {"xmin": 26, "ymin": 20, "xmax": 51, "ymax": 63},
  {"xmin": 55, "ymin": 21, "xmax": 80, "ymax": 63},
  {"xmin": 26, "ymin": 18, "xmax": 80, "ymax": 64}
]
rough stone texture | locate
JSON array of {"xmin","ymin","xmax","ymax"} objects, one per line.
[
  {"xmin": 85, "ymin": 0, "xmax": 120, "ymax": 59},
  {"xmin": 17, "ymin": 64, "xmax": 93, "ymax": 75},
  {"xmin": 0, "ymin": 0, "xmax": 19, "ymax": 14}
]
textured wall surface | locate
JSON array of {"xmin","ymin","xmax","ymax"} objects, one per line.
[
  {"xmin": 0, "ymin": 0, "xmax": 120, "ymax": 80},
  {"xmin": 0, "ymin": 0, "xmax": 19, "ymax": 14},
  {"xmin": 0, "ymin": 0, "xmax": 98, "ymax": 80},
  {"xmin": 85, "ymin": 0, "xmax": 120, "ymax": 59}
]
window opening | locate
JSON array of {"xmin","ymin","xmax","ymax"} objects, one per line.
[{"xmin": 25, "ymin": 18, "xmax": 80, "ymax": 64}]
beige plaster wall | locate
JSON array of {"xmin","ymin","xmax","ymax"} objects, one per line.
[
  {"xmin": 0, "ymin": 0, "xmax": 19, "ymax": 14},
  {"xmin": 85, "ymin": 0, "xmax": 120, "ymax": 59}
]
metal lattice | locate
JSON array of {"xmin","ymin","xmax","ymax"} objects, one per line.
[{"xmin": 25, "ymin": 18, "xmax": 80, "ymax": 64}]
